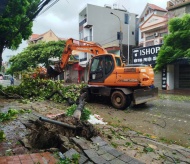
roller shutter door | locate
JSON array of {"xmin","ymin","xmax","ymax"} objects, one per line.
[{"xmin": 179, "ymin": 64, "xmax": 190, "ymax": 88}]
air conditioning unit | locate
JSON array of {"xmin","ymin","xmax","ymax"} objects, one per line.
[{"xmin": 154, "ymin": 32, "xmax": 158, "ymax": 37}]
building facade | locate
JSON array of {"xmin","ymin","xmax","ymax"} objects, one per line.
[
  {"xmin": 78, "ymin": 4, "xmax": 138, "ymax": 82},
  {"xmin": 28, "ymin": 29, "xmax": 62, "ymax": 44},
  {"xmin": 139, "ymin": 3, "xmax": 168, "ymax": 47},
  {"xmin": 136, "ymin": 1, "xmax": 190, "ymax": 90},
  {"xmin": 167, "ymin": 0, "xmax": 190, "ymax": 89},
  {"xmin": 137, "ymin": 3, "xmax": 168, "ymax": 89}
]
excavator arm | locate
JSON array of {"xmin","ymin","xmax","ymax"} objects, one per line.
[{"xmin": 47, "ymin": 38, "xmax": 108, "ymax": 77}]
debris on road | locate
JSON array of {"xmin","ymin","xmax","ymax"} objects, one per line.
[{"xmin": 88, "ymin": 114, "xmax": 107, "ymax": 125}]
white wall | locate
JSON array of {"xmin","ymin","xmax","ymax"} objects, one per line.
[
  {"xmin": 167, "ymin": 64, "xmax": 174, "ymax": 90},
  {"xmin": 82, "ymin": 4, "xmax": 137, "ymax": 47}
]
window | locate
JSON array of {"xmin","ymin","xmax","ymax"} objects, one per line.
[
  {"xmin": 146, "ymin": 35, "xmax": 154, "ymax": 40},
  {"xmin": 115, "ymin": 57, "xmax": 122, "ymax": 66},
  {"xmin": 90, "ymin": 58, "xmax": 102, "ymax": 72},
  {"xmin": 160, "ymin": 39, "xmax": 164, "ymax": 44},
  {"xmin": 140, "ymin": 17, "xmax": 144, "ymax": 22},
  {"xmin": 89, "ymin": 28, "xmax": 92, "ymax": 41},
  {"xmin": 141, "ymin": 33, "xmax": 144, "ymax": 39},
  {"xmin": 90, "ymin": 57, "xmax": 103, "ymax": 80},
  {"xmin": 105, "ymin": 56, "xmax": 113, "ymax": 74}
]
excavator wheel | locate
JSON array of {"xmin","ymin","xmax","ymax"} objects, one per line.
[{"xmin": 111, "ymin": 91, "xmax": 131, "ymax": 110}]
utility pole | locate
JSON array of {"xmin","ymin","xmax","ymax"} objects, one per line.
[{"xmin": 110, "ymin": 12, "xmax": 125, "ymax": 61}]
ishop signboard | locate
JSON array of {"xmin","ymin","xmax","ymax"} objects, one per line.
[{"xmin": 132, "ymin": 44, "xmax": 162, "ymax": 65}]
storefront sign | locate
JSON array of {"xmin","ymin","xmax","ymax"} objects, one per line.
[
  {"xmin": 162, "ymin": 67, "xmax": 167, "ymax": 90},
  {"xmin": 132, "ymin": 44, "xmax": 162, "ymax": 65}
]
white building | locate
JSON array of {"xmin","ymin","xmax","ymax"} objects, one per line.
[{"xmin": 78, "ymin": 4, "xmax": 138, "ymax": 82}]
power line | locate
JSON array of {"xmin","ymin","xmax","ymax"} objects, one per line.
[{"xmin": 39, "ymin": 0, "xmax": 60, "ymax": 15}]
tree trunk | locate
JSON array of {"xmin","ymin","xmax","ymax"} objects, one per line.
[
  {"xmin": 73, "ymin": 92, "xmax": 87, "ymax": 120},
  {"xmin": 0, "ymin": 46, "xmax": 3, "ymax": 71},
  {"xmin": 0, "ymin": 48, "xmax": 3, "ymax": 71}
]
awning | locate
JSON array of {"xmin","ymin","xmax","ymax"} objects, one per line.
[{"xmin": 172, "ymin": 58, "xmax": 190, "ymax": 64}]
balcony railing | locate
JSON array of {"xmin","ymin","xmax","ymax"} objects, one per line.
[
  {"xmin": 146, "ymin": 35, "xmax": 154, "ymax": 40},
  {"xmin": 79, "ymin": 18, "xmax": 87, "ymax": 27}
]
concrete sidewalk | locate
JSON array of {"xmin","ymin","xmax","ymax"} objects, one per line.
[{"xmin": 159, "ymin": 88, "xmax": 190, "ymax": 96}]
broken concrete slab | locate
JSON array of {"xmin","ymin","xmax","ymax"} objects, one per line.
[{"xmin": 67, "ymin": 136, "xmax": 144, "ymax": 164}]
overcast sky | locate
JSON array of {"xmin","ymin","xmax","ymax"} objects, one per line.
[{"xmin": 3, "ymin": 0, "xmax": 168, "ymax": 61}]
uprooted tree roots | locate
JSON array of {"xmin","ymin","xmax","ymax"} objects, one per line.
[{"xmin": 26, "ymin": 114, "xmax": 98, "ymax": 150}]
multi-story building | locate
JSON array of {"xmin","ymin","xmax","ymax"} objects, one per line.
[
  {"xmin": 135, "ymin": 1, "xmax": 190, "ymax": 90},
  {"xmin": 135, "ymin": 3, "xmax": 168, "ymax": 89},
  {"xmin": 139, "ymin": 3, "xmax": 168, "ymax": 47},
  {"xmin": 78, "ymin": 4, "xmax": 138, "ymax": 82},
  {"xmin": 167, "ymin": 0, "xmax": 190, "ymax": 18}
]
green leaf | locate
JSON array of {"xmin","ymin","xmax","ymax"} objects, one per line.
[
  {"xmin": 143, "ymin": 147, "xmax": 154, "ymax": 153},
  {"xmin": 0, "ymin": 131, "xmax": 6, "ymax": 141}
]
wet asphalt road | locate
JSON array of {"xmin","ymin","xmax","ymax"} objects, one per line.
[
  {"xmin": 129, "ymin": 99, "xmax": 190, "ymax": 147},
  {"xmin": 88, "ymin": 97, "xmax": 190, "ymax": 147}
]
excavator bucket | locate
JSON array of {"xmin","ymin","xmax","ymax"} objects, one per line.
[
  {"xmin": 47, "ymin": 66, "xmax": 62, "ymax": 78},
  {"xmin": 133, "ymin": 87, "xmax": 158, "ymax": 105}
]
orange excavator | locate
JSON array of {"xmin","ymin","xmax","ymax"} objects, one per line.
[{"xmin": 47, "ymin": 38, "xmax": 158, "ymax": 109}]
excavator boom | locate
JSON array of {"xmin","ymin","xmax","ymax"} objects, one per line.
[{"xmin": 47, "ymin": 38, "xmax": 108, "ymax": 77}]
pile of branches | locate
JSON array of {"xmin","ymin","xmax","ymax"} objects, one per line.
[{"xmin": 0, "ymin": 77, "xmax": 86, "ymax": 103}]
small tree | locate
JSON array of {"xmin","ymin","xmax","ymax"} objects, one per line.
[
  {"xmin": 7, "ymin": 40, "xmax": 65, "ymax": 74},
  {"xmin": 155, "ymin": 14, "xmax": 190, "ymax": 71}
]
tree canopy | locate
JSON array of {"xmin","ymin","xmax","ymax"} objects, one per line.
[
  {"xmin": 7, "ymin": 40, "xmax": 66, "ymax": 74},
  {"xmin": 0, "ymin": 0, "xmax": 41, "ymax": 68},
  {"xmin": 154, "ymin": 14, "xmax": 190, "ymax": 70},
  {"xmin": 0, "ymin": 0, "xmax": 57, "ymax": 69}
]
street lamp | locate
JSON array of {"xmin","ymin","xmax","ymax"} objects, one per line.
[
  {"xmin": 127, "ymin": 13, "xmax": 130, "ymax": 65},
  {"xmin": 110, "ymin": 12, "xmax": 124, "ymax": 60}
]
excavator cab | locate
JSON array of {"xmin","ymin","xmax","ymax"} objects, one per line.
[{"xmin": 89, "ymin": 54, "xmax": 117, "ymax": 83}]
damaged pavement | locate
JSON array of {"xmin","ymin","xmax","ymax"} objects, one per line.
[{"xmin": 0, "ymin": 99, "xmax": 190, "ymax": 164}]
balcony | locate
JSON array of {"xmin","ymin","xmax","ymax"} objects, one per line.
[
  {"xmin": 79, "ymin": 18, "xmax": 87, "ymax": 27},
  {"xmin": 146, "ymin": 35, "xmax": 154, "ymax": 40}
]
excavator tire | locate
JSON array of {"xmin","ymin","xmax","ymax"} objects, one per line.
[{"xmin": 111, "ymin": 91, "xmax": 131, "ymax": 110}]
